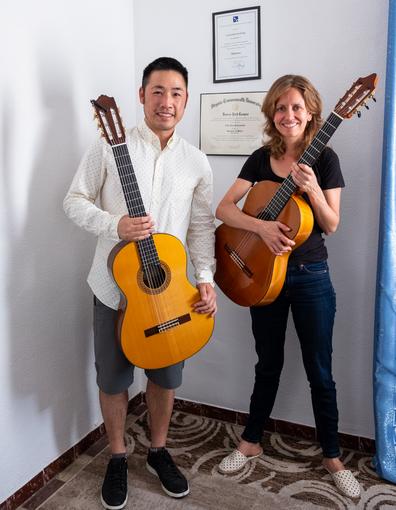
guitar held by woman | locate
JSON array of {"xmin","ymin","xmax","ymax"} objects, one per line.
[{"xmin": 214, "ymin": 73, "xmax": 377, "ymax": 307}]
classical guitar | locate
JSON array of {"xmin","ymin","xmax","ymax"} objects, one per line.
[
  {"xmin": 214, "ymin": 73, "xmax": 378, "ymax": 307},
  {"xmin": 91, "ymin": 95, "xmax": 214, "ymax": 369}
]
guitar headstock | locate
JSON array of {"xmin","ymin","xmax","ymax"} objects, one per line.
[
  {"xmin": 91, "ymin": 95, "xmax": 126, "ymax": 145},
  {"xmin": 334, "ymin": 73, "xmax": 378, "ymax": 119}
]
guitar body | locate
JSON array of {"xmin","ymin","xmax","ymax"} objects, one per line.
[
  {"xmin": 109, "ymin": 233, "xmax": 214, "ymax": 369},
  {"xmin": 214, "ymin": 181, "xmax": 314, "ymax": 307},
  {"xmin": 93, "ymin": 74, "xmax": 377, "ymax": 359}
]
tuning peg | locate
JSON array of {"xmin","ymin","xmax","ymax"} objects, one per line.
[
  {"xmin": 357, "ymin": 110, "xmax": 362, "ymax": 118},
  {"xmin": 364, "ymin": 104, "xmax": 370, "ymax": 110},
  {"xmin": 372, "ymin": 96, "xmax": 377, "ymax": 102}
]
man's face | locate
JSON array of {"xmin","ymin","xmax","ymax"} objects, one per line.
[{"xmin": 139, "ymin": 70, "xmax": 188, "ymax": 140}]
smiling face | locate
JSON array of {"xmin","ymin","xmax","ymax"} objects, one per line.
[
  {"xmin": 273, "ymin": 87, "xmax": 312, "ymax": 145},
  {"xmin": 139, "ymin": 69, "xmax": 188, "ymax": 147}
]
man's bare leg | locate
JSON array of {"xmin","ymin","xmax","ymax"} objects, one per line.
[
  {"xmin": 145, "ymin": 379, "xmax": 174, "ymax": 447},
  {"xmin": 99, "ymin": 389, "xmax": 128, "ymax": 453}
]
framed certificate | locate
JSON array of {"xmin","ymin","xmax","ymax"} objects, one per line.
[
  {"xmin": 199, "ymin": 91, "xmax": 266, "ymax": 156},
  {"xmin": 212, "ymin": 6, "xmax": 261, "ymax": 83}
]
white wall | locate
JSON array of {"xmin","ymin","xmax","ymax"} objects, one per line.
[
  {"xmin": 134, "ymin": 0, "xmax": 388, "ymax": 438},
  {"xmin": 0, "ymin": 0, "xmax": 389, "ymax": 504},
  {"xmin": 0, "ymin": 0, "xmax": 137, "ymax": 503}
]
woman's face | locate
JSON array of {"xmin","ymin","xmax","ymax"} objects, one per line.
[{"xmin": 273, "ymin": 87, "xmax": 312, "ymax": 144}]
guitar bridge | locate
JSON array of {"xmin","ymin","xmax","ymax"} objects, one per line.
[
  {"xmin": 225, "ymin": 244, "xmax": 253, "ymax": 278},
  {"xmin": 144, "ymin": 313, "xmax": 191, "ymax": 338}
]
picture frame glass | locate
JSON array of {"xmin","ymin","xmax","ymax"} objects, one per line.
[
  {"xmin": 200, "ymin": 91, "xmax": 266, "ymax": 156},
  {"xmin": 213, "ymin": 6, "xmax": 261, "ymax": 83}
]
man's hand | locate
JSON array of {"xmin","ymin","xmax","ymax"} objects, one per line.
[
  {"xmin": 117, "ymin": 215, "xmax": 154, "ymax": 241},
  {"xmin": 194, "ymin": 283, "xmax": 217, "ymax": 317}
]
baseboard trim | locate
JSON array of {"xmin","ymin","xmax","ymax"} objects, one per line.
[
  {"xmin": 0, "ymin": 393, "xmax": 144, "ymax": 510},
  {"xmin": 1, "ymin": 391, "xmax": 375, "ymax": 510},
  {"xmin": 173, "ymin": 396, "xmax": 376, "ymax": 455}
]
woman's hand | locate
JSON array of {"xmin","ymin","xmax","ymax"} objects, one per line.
[
  {"xmin": 290, "ymin": 163, "xmax": 342, "ymax": 235},
  {"xmin": 256, "ymin": 220, "xmax": 295, "ymax": 256},
  {"xmin": 290, "ymin": 162, "xmax": 320, "ymax": 194}
]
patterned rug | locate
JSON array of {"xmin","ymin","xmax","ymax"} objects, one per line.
[
  {"xmin": 21, "ymin": 408, "xmax": 396, "ymax": 510},
  {"xmin": 127, "ymin": 410, "xmax": 396, "ymax": 510}
]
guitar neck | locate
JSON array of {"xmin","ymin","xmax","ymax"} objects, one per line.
[
  {"xmin": 112, "ymin": 143, "xmax": 160, "ymax": 266},
  {"xmin": 259, "ymin": 111, "xmax": 343, "ymax": 221},
  {"xmin": 112, "ymin": 144, "xmax": 146, "ymax": 217},
  {"xmin": 298, "ymin": 112, "xmax": 343, "ymax": 167}
]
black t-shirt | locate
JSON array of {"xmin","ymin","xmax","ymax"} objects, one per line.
[{"xmin": 238, "ymin": 146, "xmax": 345, "ymax": 265}]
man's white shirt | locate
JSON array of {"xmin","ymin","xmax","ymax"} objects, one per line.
[{"xmin": 64, "ymin": 121, "xmax": 215, "ymax": 310}]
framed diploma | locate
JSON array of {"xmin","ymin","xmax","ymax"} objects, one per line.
[
  {"xmin": 199, "ymin": 91, "xmax": 266, "ymax": 156},
  {"xmin": 212, "ymin": 6, "xmax": 261, "ymax": 83}
]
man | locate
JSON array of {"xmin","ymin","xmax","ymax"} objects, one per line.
[{"xmin": 64, "ymin": 57, "xmax": 217, "ymax": 509}]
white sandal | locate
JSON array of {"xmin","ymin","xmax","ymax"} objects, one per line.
[
  {"xmin": 219, "ymin": 449, "xmax": 262, "ymax": 474},
  {"xmin": 325, "ymin": 468, "xmax": 361, "ymax": 498}
]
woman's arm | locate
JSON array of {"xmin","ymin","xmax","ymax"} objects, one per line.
[
  {"xmin": 290, "ymin": 163, "xmax": 341, "ymax": 234},
  {"xmin": 216, "ymin": 178, "xmax": 295, "ymax": 255}
]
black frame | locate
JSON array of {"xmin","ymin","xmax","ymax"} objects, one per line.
[{"xmin": 212, "ymin": 6, "xmax": 261, "ymax": 83}]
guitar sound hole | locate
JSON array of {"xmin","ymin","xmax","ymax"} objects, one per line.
[{"xmin": 142, "ymin": 264, "xmax": 166, "ymax": 289}]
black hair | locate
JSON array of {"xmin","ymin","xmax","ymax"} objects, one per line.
[{"xmin": 142, "ymin": 57, "xmax": 188, "ymax": 89}]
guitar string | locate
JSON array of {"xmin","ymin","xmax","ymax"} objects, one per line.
[
  {"xmin": 230, "ymin": 114, "xmax": 340, "ymax": 258},
  {"xmin": 113, "ymin": 144, "xmax": 162, "ymax": 291},
  {"xmin": 229, "ymin": 113, "xmax": 341, "ymax": 259},
  {"xmin": 113, "ymin": 144, "xmax": 167, "ymax": 326},
  {"xmin": 229, "ymin": 113, "xmax": 342, "ymax": 265},
  {"xmin": 117, "ymin": 146, "xmax": 172, "ymax": 327},
  {"xmin": 113, "ymin": 144, "xmax": 167, "ymax": 327}
]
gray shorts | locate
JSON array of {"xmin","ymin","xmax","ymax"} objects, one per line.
[{"xmin": 93, "ymin": 296, "xmax": 184, "ymax": 394}]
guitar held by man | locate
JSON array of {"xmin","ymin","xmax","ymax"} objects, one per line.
[{"xmin": 91, "ymin": 94, "xmax": 215, "ymax": 370}]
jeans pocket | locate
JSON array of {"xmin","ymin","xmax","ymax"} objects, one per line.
[{"xmin": 300, "ymin": 261, "xmax": 328, "ymax": 275}]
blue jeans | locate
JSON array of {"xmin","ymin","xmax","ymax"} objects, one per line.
[{"xmin": 241, "ymin": 261, "xmax": 340, "ymax": 458}]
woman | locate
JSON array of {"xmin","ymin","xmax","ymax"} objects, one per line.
[{"xmin": 216, "ymin": 75, "xmax": 360, "ymax": 499}]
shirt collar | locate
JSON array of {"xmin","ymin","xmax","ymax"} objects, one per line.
[{"xmin": 138, "ymin": 119, "xmax": 178, "ymax": 151}]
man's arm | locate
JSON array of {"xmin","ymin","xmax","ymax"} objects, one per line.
[
  {"xmin": 63, "ymin": 138, "xmax": 122, "ymax": 240},
  {"xmin": 186, "ymin": 158, "xmax": 216, "ymax": 283},
  {"xmin": 186, "ymin": 156, "xmax": 217, "ymax": 316},
  {"xmin": 194, "ymin": 283, "xmax": 217, "ymax": 317}
]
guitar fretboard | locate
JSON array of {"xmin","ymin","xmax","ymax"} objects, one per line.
[
  {"xmin": 112, "ymin": 143, "xmax": 160, "ymax": 268},
  {"xmin": 258, "ymin": 111, "xmax": 343, "ymax": 221}
]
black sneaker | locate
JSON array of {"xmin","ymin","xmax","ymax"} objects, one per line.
[
  {"xmin": 146, "ymin": 448, "xmax": 189, "ymax": 498},
  {"xmin": 101, "ymin": 457, "xmax": 128, "ymax": 510}
]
